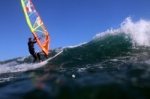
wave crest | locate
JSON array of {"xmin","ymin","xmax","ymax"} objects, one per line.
[{"xmin": 95, "ymin": 17, "xmax": 150, "ymax": 46}]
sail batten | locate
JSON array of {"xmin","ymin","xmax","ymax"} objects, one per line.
[{"xmin": 21, "ymin": 0, "xmax": 50, "ymax": 56}]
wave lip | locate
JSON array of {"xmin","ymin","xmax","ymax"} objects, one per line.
[{"xmin": 95, "ymin": 17, "xmax": 150, "ymax": 47}]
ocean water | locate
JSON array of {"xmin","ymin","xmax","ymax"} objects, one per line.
[{"xmin": 1, "ymin": 17, "xmax": 150, "ymax": 99}]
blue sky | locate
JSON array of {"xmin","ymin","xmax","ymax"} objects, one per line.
[{"xmin": 0, "ymin": 0, "xmax": 150, "ymax": 60}]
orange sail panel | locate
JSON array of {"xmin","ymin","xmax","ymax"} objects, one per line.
[{"xmin": 21, "ymin": 0, "xmax": 50, "ymax": 55}]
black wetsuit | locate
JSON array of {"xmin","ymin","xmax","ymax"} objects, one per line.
[{"xmin": 28, "ymin": 41, "xmax": 41, "ymax": 63}]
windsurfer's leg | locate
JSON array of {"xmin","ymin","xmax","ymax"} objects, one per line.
[
  {"xmin": 37, "ymin": 53, "xmax": 42, "ymax": 62},
  {"xmin": 33, "ymin": 54, "xmax": 37, "ymax": 63},
  {"xmin": 31, "ymin": 52, "xmax": 37, "ymax": 63}
]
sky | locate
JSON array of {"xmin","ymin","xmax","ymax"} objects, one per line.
[{"xmin": 0, "ymin": 0, "xmax": 150, "ymax": 60}]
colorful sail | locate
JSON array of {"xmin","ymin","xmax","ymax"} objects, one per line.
[{"xmin": 21, "ymin": 0, "xmax": 50, "ymax": 56}]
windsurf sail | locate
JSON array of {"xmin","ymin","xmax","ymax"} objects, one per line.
[{"xmin": 21, "ymin": 0, "xmax": 50, "ymax": 56}]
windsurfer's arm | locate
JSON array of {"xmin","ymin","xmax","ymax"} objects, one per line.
[
  {"xmin": 33, "ymin": 36, "xmax": 41, "ymax": 43},
  {"xmin": 33, "ymin": 37, "xmax": 37, "ymax": 43}
]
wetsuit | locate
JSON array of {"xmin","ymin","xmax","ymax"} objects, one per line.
[{"xmin": 28, "ymin": 41, "xmax": 41, "ymax": 63}]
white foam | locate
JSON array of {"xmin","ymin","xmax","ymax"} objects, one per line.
[
  {"xmin": 77, "ymin": 68, "xmax": 85, "ymax": 72},
  {"xmin": 17, "ymin": 56, "xmax": 29, "ymax": 62},
  {"xmin": 94, "ymin": 17, "xmax": 150, "ymax": 46},
  {"xmin": 63, "ymin": 42, "xmax": 87, "ymax": 49},
  {"xmin": 0, "ymin": 51, "xmax": 63, "ymax": 74},
  {"xmin": 0, "ymin": 62, "xmax": 44, "ymax": 74}
]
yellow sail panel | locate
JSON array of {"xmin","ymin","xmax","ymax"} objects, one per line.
[{"xmin": 21, "ymin": 0, "xmax": 50, "ymax": 56}]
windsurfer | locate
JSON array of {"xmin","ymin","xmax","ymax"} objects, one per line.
[{"xmin": 28, "ymin": 37, "xmax": 42, "ymax": 63}]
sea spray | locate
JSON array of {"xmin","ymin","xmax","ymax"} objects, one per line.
[{"xmin": 95, "ymin": 17, "xmax": 150, "ymax": 47}]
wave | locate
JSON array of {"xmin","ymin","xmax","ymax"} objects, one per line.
[
  {"xmin": 1, "ymin": 17, "xmax": 150, "ymax": 73},
  {"xmin": 45, "ymin": 17, "xmax": 150, "ymax": 68},
  {"xmin": 0, "ymin": 50, "xmax": 63, "ymax": 74},
  {"xmin": 0, "ymin": 61, "xmax": 45, "ymax": 74},
  {"xmin": 95, "ymin": 17, "xmax": 150, "ymax": 47}
]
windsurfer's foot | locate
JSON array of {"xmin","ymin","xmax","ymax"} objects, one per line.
[{"xmin": 39, "ymin": 60, "xmax": 43, "ymax": 63}]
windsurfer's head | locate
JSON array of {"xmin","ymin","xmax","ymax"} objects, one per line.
[{"xmin": 28, "ymin": 37, "xmax": 32, "ymax": 42}]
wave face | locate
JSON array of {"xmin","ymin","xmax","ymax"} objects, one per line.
[
  {"xmin": 49, "ymin": 33, "xmax": 132, "ymax": 67},
  {"xmin": 1, "ymin": 17, "xmax": 150, "ymax": 99}
]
